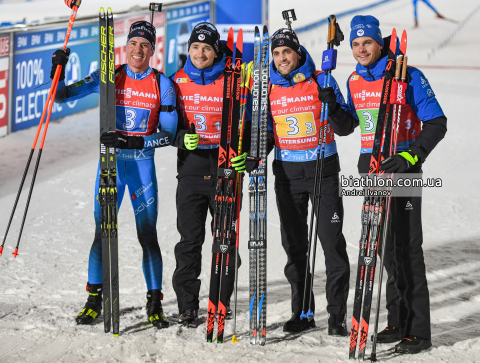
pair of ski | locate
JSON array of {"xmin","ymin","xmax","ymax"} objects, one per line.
[
  {"xmin": 349, "ymin": 29, "xmax": 408, "ymax": 361},
  {"xmin": 248, "ymin": 25, "xmax": 269, "ymax": 346},
  {"xmin": 206, "ymin": 27, "xmax": 244, "ymax": 344},
  {"xmin": 99, "ymin": 8, "xmax": 119, "ymax": 337}
]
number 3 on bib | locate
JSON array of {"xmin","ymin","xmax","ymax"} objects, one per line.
[{"xmin": 275, "ymin": 112, "xmax": 316, "ymax": 137}]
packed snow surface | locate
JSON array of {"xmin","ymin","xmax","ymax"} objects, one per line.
[{"xmin": 1, "ymin": 0, "xmax": 480, "ymax": 362}]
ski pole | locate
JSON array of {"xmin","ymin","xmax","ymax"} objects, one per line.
[
  {"xmin": 301, "ymin": 15, "xmax": 343, "ymax": 319},
  {"xmin": 1, "ymin": 0, "xmax": 82, "ymax": 257},
  {"xmin": 370, "ymin": 55, "xmax": 408, "ymax": 361}
]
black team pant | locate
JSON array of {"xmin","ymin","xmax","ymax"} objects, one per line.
[
  {"xmin": 173, "ymin": 175, "xmax": 240, "ymax": 313},
  {"xmin": 275, "ymin": 173, "xmax": 350, "ymax": 317},
  {"xmin": 380, "ymin": 192, "xmax": 431, "ymax": 340}
]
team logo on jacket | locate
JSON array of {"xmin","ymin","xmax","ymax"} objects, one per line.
[
  {"xmin": 357, "ymin": 29, "xmax": 365, "ymax": 36},
  {"xmin": 176, "ymin": 78, "xmax": 187, "ymax": 83},
  {"xmin": 350, "ymin": 75, "xmax": 359, "ymax": 81},
  {"xmin": 198, "ymin": 34, "xmax": 205, "ymax": 41},
  {"xmin": 293, "ymin": 73, "xmax": 305, "ymax": 83},
  {"xmin": 331, "ymin": 212, "xmax": 340, "ymax": 223},
  {"xmin": 277, "ymin": 39, "xmax": 284, "ymax": 45},
  {"xmin": 280, "ymin": 150, "xmax": 291, "ymax": 160}
]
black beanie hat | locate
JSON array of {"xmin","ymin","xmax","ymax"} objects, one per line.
[
  {"xmin": 271, "ymin": 28, "xmax": 301, "ymax": 55},
  {"xmin": 127, "ymin": 21, "xmax": 156, "ymax": 52},
  {"xmin": 188, "ymin": 22, "xmax": 220, "ymax": 54}
]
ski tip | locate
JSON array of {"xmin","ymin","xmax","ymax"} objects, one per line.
[
  {"xmin": 237, "ymin": 28, "xmax": 243, "ymax": 43},
  {"xmin": 12, "ymin": 248, "xmax": 18, "ymax": 258},
  {"xmin": 227, "ymin": 27, "xmax": 234, "ymax": 50},
  {"xmin": 232, "ymin": 334, "xmax": 239, "ymax": 343},
  {"xmin": 0, "ymin": 246, "xmax": 3, "ymax": 256},
  {"xmin": 263, "ymin": 25, "xmax": 268, "ymax": 35},
  {"xmin": 255, "ymin": 25, "xmax": 260, "ymax": 34},
  {"xmin": 107, "ymin": 7, "xmax": 113, "ymax": 16},
  {"xmin": 236, "ymin": 30, "xmax": 244, "ymax": 53},
  {"xmin": 99, "ymin": 7, "xmax": 105, "ymax": 15},
  {"xmin": 113, "ymin": 334, "xmax": 119, "ymax": 337}
]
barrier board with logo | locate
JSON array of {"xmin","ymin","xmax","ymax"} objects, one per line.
[
  {"xmin": 0, "ymin": 34, "xmax": 9, "ymax": 137},
  {"xmin": 12, "ymin": 24, "xmax": 99, "ymax": 132}
]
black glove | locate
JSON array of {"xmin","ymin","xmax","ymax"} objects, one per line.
[
  {"xmin": 317, "ymin": 86, "xmax": 338, "ymax": 114},
  {"xmin": 51, "ymin": 48, "xmax": 70, "ymax": 81},
  {"xmin": 380, "ymin": 150, "xmax": 419, "ymax": 173},
  {"xmin": 246, "ymin": 155, "xmax": 262, "ymax": 173},
  {"xmin": 100, "ymin": 131, "xmax": 145, "ymax": 150}
]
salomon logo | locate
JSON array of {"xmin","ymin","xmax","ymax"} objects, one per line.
[
  {"xmin": 406, "ymin": 201, "xmax": 413, "ymax": 210},
  {"xmin": 331, "ymin": 212, "xmax": 340, "ymax": 223}
]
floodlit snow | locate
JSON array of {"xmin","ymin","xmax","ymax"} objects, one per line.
[{"xmin": 1, "ymin": 0, "xmax": 480, "ymax": 362}]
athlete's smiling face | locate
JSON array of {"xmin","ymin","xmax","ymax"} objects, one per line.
[
  {"xmin": 127, "ymin": 37, "xmax": 153, "ymax": 73},
  {"xmin": 188, "ymin": 42, "xmax": 217, "ymax": 70},
  {"xmin": 273, "ymin": 46, "xmax": 301, "ymax": 76},
  {"xmin": 352, "ymin": 36, "xmax": 383, "ymax": 67}
]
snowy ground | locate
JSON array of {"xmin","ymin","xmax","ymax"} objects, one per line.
[{"xmin": 1, "ymin": 0, "xmax": 480, "ymax": 362}]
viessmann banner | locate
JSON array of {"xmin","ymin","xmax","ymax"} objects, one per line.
[{"xmin": 13, "ymin": 24, "xmax": 99, "ymax": 132}]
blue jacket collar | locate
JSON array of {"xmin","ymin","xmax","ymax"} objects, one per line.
[
  {"xmin": 124, "ymin": 64, "xmax": 153, "ymax": 80},
  {"xmin": 355, "ymin": 55, "xmax": 387, "ymax": 81},
  {"xmin": 270, "ymin": 46, "xmax": 316, "ymax": 87},
  {"xmin": 184, "ymin": 52, "xmax": 226, "ymax": 85}
]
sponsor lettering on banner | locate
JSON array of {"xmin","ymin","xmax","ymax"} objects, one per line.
[
  {"xmin": 0, "ymin": 57, "xmax": 8, "ymax": 136},
  {"xmin": 0, "ymin": 36, "xmax": 9, "ymax": 56},
  {"xmin": 13, "ymin": 24, "xmax": 99, "ymax": 132}
]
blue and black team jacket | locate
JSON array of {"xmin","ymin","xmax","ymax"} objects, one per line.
[
  {"xmin": 170, "ymin": 50, "xmax": 252, "ymax": 177},
  {"xmin": 345, "ymin": 37, "xmax": 447, "ymax": 174},
  {"xmin": 55, "ymin": 64, "xmax": 178, "ymax": 161},
  {"xmin": 267, "ymin": 46, "xmax": 357, "ymax": 180}
]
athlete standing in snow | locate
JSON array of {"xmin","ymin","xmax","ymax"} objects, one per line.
[
  {"xmin": 342, "ymin": 15, "xmax": 447, "ymax": 353},
  {"xmin": 267, "ymin": 28, "xmax": 355, "ymax": 335},
  {"xmin": 170, "ymin": 23, "xmax": 249, "ymax": 327},
  {"xmin": 52, "ymin": 21, "xmax": 178, "ymax": 329}
]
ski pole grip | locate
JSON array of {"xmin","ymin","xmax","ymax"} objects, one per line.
[
  {"xmin": 395, "ymin": 56, "xmax": 402, "ymax": 79},
  {"xmin": 65, "ymin": 0, "xmax": 81, "ymax": 9},
  {"xmin": 401, "ymin": 56, "xmax": 408, "ymax": 79},
  {"xmin": 328, "ymin": 15, "xmax": 336, "ymax": 44}
]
